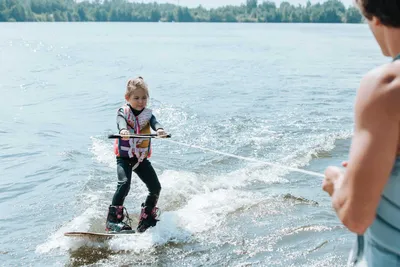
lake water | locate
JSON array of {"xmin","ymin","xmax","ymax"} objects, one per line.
[{"xmin": 0, "ymin": 22, "xmax": 387, "ymax": 266}]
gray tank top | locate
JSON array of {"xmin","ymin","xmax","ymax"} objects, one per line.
[{"xmin": 367, "ymin": 158, "xmax": 400, "ymax": 255}]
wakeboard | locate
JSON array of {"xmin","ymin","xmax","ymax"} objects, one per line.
[{"xmin": 64, "ymin": 230, "xmax": 136, "ymax": 241}]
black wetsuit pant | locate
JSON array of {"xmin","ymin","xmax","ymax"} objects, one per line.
[{"xmin": 112, "ymin": 157, "xmax": 161, "ymax": 211}]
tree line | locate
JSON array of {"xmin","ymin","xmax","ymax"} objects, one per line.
[{"xmin": 0, "ymin": 0, "xmax": 363, "ymax": 23}]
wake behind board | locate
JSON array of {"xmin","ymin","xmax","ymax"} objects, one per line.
[{"xmin": 64, "ymin": 230, "xmax": 136, "ymax": 241}]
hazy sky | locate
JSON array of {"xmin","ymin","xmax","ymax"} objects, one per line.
[{"xmin": 139, "ymin": 0, "xmax": 355, "ymax": 8}]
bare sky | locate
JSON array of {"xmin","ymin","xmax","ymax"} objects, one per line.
[{"xmin": 139, "ymin": 0, "xmax": 355, "ymax": 8}]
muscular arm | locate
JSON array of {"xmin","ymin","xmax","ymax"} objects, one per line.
[{"xmin": 332, "ymin": 65, "xmax": 400, "ymax": 234}]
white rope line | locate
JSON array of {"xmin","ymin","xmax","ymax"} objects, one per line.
[{"xmin": 163, "ymin": 139, "xmax": 325, "ymax": 178}]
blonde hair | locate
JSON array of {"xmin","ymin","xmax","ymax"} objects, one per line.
[{"xmin": 125, "ymin": 76, "xmax": 149, "ymax": 99}]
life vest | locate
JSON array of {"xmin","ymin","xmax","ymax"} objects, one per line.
[{"xmin": 114, "ymin": 105, "xmax": 152, "ymax": 160}]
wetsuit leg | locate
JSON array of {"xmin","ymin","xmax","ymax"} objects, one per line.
[
  {"xmin": 133, "ymin": 158, "xmax": 161, "ymax": 211},
  {"xmin": 112, "ymin": 157, "xmax": 135, "ymax": 205}
]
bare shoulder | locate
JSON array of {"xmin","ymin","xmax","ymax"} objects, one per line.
[{"xmin": 356, "ymin": 61, "xmax": 400, "ymax": 119}]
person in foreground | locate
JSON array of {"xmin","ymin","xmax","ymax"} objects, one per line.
[
  {"xmin": 322, "ymin": 0, "xmax": 400, "ymax": 266},
  {"xmin": 106, "ymin": 76, "xmax": 168, "ymax": 233}
]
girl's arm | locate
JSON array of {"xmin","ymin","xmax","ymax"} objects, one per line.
[
  {"xmin": 150, "ymin": 115, "xmax": 163, "ymax": 131},
  {"xmin": 117, "ymin": 108, "xmax": 128, "ymax": 132}
]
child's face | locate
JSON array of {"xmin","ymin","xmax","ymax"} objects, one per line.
[{"xmin": 126, "ymin": 88, "xmax": 148, "ymax": 110}]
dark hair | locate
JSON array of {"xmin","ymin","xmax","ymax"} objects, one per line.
[{"xmin": 357, "ymin": 0, "xmax": 400, "ymax": 27}]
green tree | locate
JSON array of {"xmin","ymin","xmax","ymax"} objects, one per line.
[
  {"xmin": 310, "ymin": 4, "xmax": 323, "ymax": 22},
  {"xmin": 0, "ymin": 0, "xmax": 362, "ymax": 23},
  {"xmin": 260, "ymin": 1, "xmax": 277, "ymax": 22},
  {"xmin": 54, "ymin": 10, "xmax": 67, "ymax": 21},
  {"xmin": 30, "ymin": 0, "xmax": 47, "ymax": 14},
  {"xmin": 0, "ymin": 0, "xmax": 8, "ymax": 21},
  {"xmin": 6, "ymin": 0, "xmax": 17, "ymax": 9},
  {"xmin": 246, "ymin": 0, "xmax": 257, "ymax": 13},
  {"xmin": 224, "ymin": 11, "xmax": 237, "ymax": 22},
  {"xmin": 0, "ymin": 11, "xmax": 8, "ymax": 21},
  {"xmin": 279, "ymin": 2, "xmax": 291, "ymax": 22},
  {"xmin": 95, "ymin": 8, "xmax": 108, "ymax": 21},
  {"xmin": 150, "ymin": 8, "xmax": 161, "ymax": 22},
  {"xmin": 67, "ymin": 11, "xmax": 72, "ymax": 21},
  {"xmin": 176, "ymin": 7, "xmax": 193, "ymax": 22},
  {"xmin": 191, "ymin": 5, "xmax": 208, "ymax": 22},
  {"xmin": 210, "ymin": 9, "xmax": 222, "ymax": 22},
  {"xmin": 321, "ymin": 0, "xmax": 345, "ymax": 23},
  {"xmin": 0, "ymin": 0, "xmax": 6, "ymax": 11},
  {"xmin": 166, "ymin": 11, "xmax": 174, "ymax": 22},
  {"xmin": 70, "ymin": 11, "xmax": 80, "ymax": 21},
  {"xmin": 10, "ymin": 3, "xmax": 26, "ymax": 21},
  {"xmin": 77, "ymin": 6, "xmax": 87, "ymax": 21},
  {"xmin": 345, "ymin": 6, "xmax": 362, "ymax": 23}
]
